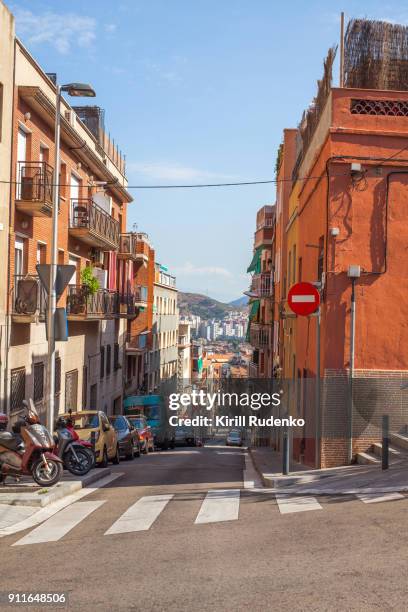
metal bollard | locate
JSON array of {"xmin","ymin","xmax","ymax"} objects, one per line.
[
  {"xmin": 382, "ymin": 414, "xmax": 389, "ymax": 471},
  {"xmin": 282, "ymin": 427, "xmax": 290, "ymax": 475}
]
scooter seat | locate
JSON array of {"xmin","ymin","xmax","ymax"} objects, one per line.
[{"xmin": 0, "ymin": 432, "xmax": 23, "ymax": 451}]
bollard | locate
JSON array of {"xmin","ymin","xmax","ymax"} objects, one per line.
[
  {"xmin": 282, "ymin": 427, "xmax": 290, "ymax": 475},
  {"xmin": 382, "ymin": 414, "xmax": 389, "ymax": 471}
]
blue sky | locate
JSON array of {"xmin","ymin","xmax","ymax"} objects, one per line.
[{"xmin": 9, "ymin": 0, "xmax": 408, "ymax": 301}]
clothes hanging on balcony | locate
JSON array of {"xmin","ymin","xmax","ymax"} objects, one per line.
[{"xmin": 246, "ymin": 246, "xmax": 263, "ymax": 274}]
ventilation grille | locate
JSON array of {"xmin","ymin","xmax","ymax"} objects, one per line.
[{"xmin": 351, "ymin": 98, "xmax": 408, "ymax": 116}]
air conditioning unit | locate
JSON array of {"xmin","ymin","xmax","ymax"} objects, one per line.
[{"xmin": 14, "ymin": 278, "xmax": 38, "ymax": 315}]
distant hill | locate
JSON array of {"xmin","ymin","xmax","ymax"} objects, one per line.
[
  {"xmin": 229, "ymin": 296, "xmax": 248, "ymax": 307},
  {"xmin": 178, "ymin": 292, "xmax": 247, "ymax": 320}
]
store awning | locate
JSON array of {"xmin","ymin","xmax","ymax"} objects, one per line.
[{"xmin": 247, "ymin": 246, "xmax": 263, "ymax": 274}]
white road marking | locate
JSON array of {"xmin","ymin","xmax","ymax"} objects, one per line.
[
  {"xmin": 0, "ymin": 504, "xmax": 38, "ymax": 530},
  {"xmin": 105, "ymin": 494, "xmax": 173, "ymax": 535},
  {"xmin": 0, "ymin": 471, "xmax": 124, "ymax": 538},
  {"xmin": 275, "ymin": 495, "xmax": 322, "ymax": 514},
  {"xmin": 13, "ymin": 500, "xmax": 105, "ymax": 546},
  {"xmin": 356, "ymin": 492, "xmax": 405, "ymax": 504},
  {"xmin": 243, "ymin": 453, "xmax": 262, "ymax": 489},
  {"xmin": 195, "ymin": 489, "xmax": 240, "ymax": 524},
  {"xmin": 292, "ymin": 295, "xmax": 316, "ymax": 303}
]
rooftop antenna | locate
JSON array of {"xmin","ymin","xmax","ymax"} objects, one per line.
[{"xmin": 340, "ymin": 12, "xmax": 345, "ymax": 87}]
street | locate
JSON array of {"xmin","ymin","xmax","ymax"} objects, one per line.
[{"xmin": 1, "ymin": 444, "xmax": 408, "ymax": 611}]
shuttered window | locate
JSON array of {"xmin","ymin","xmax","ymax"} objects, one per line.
[
  {"xmin": 33, "ymin": 362, "xmax": 44, "ymax": 403},
  {"xmin": 65, "ymin": 369, "xmax": 78, "ymax": 412}
]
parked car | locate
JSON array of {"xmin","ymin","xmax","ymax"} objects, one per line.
[
  {"xmin": 126, "ymin": 414, "xmax": 154, "ymax": 453},
  {"xmin": 174, "ymin": 427, "xmax": 196, "ymax": 447},
  {"xmin": 63, "ymin": 410, "xmax": 120, "ymax": 467},
  {"xmin": 226, "ymin": 430, "xmax": 243, "ymax": 447},
  {"xmin": 109, "ymin": 415, "xmax": 141, "ymax": 460}
]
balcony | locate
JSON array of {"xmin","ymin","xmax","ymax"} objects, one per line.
[
  {"xmin": 118, "ymin": 293, "xmax": 137, "ymax": 318},
  {"xmin": 66, "ymin": 286, "xmax": 119, "ymax": 320},
  {"xmin": 249, "ymin": 323, "xmax": 271, "ymax": 348},
  {"xmin": 15, "ymin": 161, "xmax": 53, "ymax": 217},
  {"xmin": 134, "ymin": 285, "xmax": 148, "ymax": 308},
  {"xmin": 69, "ymin": 199, "xmax": 120, "ymax": 251},
  {"xmin": 125, "ymin": 332, "xmax": 149, "ymax": 354},
  {"xmin": 135, "ymin": 233, "xmax": 150, "ymax": 263},
  {"xmin": 12, "ymin": 275, "xmax": 47, "ymax": 323},
  {"xmin": 251, "ymin": 272, "xmax": 273, "ymax": 298},
  {"xmin": 118, "ymin": 233, "xmax": 137, "ymax": 260}
]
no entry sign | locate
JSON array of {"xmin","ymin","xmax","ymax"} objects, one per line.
[{"xmin": 288, "ymin": 282, "xmax": 320, "ymax": 316}]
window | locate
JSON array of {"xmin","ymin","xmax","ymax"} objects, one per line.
[
  {"xmin": 317, "ymin": 236, "xmax": 324, "ymax": 282},
  {"xmin": 14, "ymin": 237, "xmax": 25, "ymax": 277},
  {"xmin": 55, "ymin": 357, "xmax": 61, "ymax": 395},
  {"xmin": 114, "ymin": 343, "xmax": 119, "ymax": 371},
  {"xmin": 65, "ymin": 369, "xmax": 78, "ymax": 412},
  {"xmin": 82, "ymin": 365, "xmax": 88, "ymax": 408},
  {"xmin": 106, "ymin": 345, "xmax": 111, "ymax": 376},
  {"xmin": 10, "ymin": 367, "xmax": 25, "ymax": 414},
  {"xmin": 33, "ymin": 362, "xmax": 44, "ymax": 403},
  {"xmin": 288, "ymin": 251, "xmax": 292, "ymax": 286},
  {"xmin": 100, "ymin": 346, "xmax": 105, "ymax": 379}
]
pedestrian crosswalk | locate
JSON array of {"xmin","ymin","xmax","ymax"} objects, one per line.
[{"xmin": 9, "ymin": 488, "xmax": 407, "ymax": 547}]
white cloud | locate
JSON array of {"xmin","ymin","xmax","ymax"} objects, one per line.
[
  {"xmin": 105, "ymin": 23, "xmax": 117, "ymax": 33},
  {"xmin": 128, "ymin": 161, "xmax": 236, "ymax": 182},
  {"xmin": 14, "ymin": 8, "xmax": 96, "ymax": 55},
  {"xmin": 173, "ymin": 262, "xmax": 232, "ymax": 278}
]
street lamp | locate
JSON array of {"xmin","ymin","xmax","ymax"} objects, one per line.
[{"xmin": 46, "ymin": 82, "xmax": 95, "ymax": 432}]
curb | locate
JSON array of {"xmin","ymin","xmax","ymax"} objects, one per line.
[
  {"xmin": 0, "ymin": 468, "xmax": 111, "ymax": 507},
  {"xmin": 258, "ymin": 486, "xmax": 408, "ymax": 496}
]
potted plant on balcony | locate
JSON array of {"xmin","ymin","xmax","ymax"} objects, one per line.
[{"xmin": 68, "ymin": 266, "xmax": 100, "ymax": 315}]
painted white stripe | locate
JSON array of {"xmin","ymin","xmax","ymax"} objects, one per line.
[
  {"xmin": 0, "ymin": 471, "xmax": 124, "ymax": 539},
  {"xmin": 195, "ymin": 489, "xmax": 240, "ymax": 524},
  {"xmin": 13, "ymin": 500, "xmax": 105, "ymax": 546},
  {"xmin": 357, "ymin": 492, "xmax": 404, "ymax": 504},
  {"xmin": 105, "ymin": 494, "xmax": 173, "ymax": 535},
  {"xmin": 292, "ymin": 295, "xmax": 316, "ymax": 303},
  {"xmin": 276, "ymin": 495, "xmax": 322, "ymax": 514}
]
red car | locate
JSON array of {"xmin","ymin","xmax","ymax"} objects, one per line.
[{"xmin": 127, "ymin": 414, "xmax": 154, "ymax": 453}]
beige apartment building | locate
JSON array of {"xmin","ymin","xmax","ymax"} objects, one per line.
[
  {"xmin": 149, "ymin": 264, "xmax": 179, "ymax": 392},
  {"xmin": 5, "ymin": 34, "xmax": 138, "ymax": 420},
  {"xmin": 178, "ymin": 320, "xmax": 192, "ymax": 391}
]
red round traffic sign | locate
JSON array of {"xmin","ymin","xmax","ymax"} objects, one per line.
[{"xmin": 287, "ymin": 282, "xmax": 320, "ymax": 316}]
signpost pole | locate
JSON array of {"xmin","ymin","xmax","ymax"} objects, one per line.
[{"xmin": 315, "ymin": 306, "xmax": 321, "ymax": 468}]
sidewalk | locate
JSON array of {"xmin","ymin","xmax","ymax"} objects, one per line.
[
  {"xmin": 249, "ymin": 446, "xmax": 408, "ymax": 494},
  {"xmin": 0, "ymin": 468, "xmax": 111, "ymax": 510}
]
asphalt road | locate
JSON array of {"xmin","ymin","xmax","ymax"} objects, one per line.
[{"xmin": 1, "ymin": 443, "xmax": 408, "ymax": 611}]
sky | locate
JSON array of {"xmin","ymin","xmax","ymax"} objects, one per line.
[{"xmin": 8, "ymin": 0, "xmax": 408, "ymax": 301}]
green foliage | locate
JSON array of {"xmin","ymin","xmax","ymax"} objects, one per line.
[{"xmin": 80, "ymin": 266, "xmax": 100, "ymax": 296}]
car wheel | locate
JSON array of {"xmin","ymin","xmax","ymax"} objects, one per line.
[
  {"xmin": 112, "ymin": 445, "xmax": 120, "ymax": 465},
  {"xmin": 100, "ymin": 447, "xmax": 108, "ymax": 468},
  {"xmin": 126, "ymin": 443, "xmax": 135, "ymax": 461}
]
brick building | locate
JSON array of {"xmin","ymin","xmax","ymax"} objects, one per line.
[{"xmin": 5, "ymin": 38, "xmax": 144, "ymax": 420}]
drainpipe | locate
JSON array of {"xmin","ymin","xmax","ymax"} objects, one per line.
[{"xmin": 347, "ymin": 266, "xmax": 360, "ymax": 463}]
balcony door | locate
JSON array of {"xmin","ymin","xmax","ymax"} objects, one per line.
[
  {"xmin": 15, "ymin": 237, "xmax": 25, "ymax": 277},
  {"xmin": 16, "ymin": 128, "xmax": 27, "ymax": 199},
  {"xmin": 70, "ymin": 174, "xmax": 81, "ymax": 224}
]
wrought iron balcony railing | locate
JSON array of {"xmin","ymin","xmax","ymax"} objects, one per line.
[
  {"xmin": 125, "ymin": 332, "xmax": 148, "ymax": 353},
  {"xmin": 12, "ymin": 275, "xmax": 47, "ymax": 322},
  {"xmin": 69, "ymin": 199, "xmax": 120, "ymax": 250},
  {"xmin": 251, "ymin": 272, "xmax": 273, "ymax": 297},
  {"xmin": 249, "ymin": 323, "xmax": 271, "ymax": 348},
  {"xmin": 15, "ymin": 161, "xmax": 53, "ymax": 217},
  {"xmin": 66, "ymin": 286, "xmax": 119, "ymax": 319}
]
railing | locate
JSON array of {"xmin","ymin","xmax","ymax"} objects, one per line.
[
  {"xmin": 66, "ymin": 286, "xmax": 119, "ymax": 318},
  {"xmin": 251, "ymin": 272, "xmax": 273, "ymax": 297},
  {"xmin": 119, "ymin": 233, "xmax": 137, "ymax": 257},
  {"xmin": 126, "ymin": 332, "xmax": 148, "ymax": 351},
  {"xmin": 69, "ymin": 199, "xmax": 120, "ymax": 247},
  {"xmin": 16, "ymin": 161, "xmax": 53, "ymax": 204},
  {"xmin": 135, "ymin": 285, "xmax": 148, "ymax": 303},
  {"xmin": 248, "ymin": 362, "xmax": 259, "ymax": 378},
  {"xmin": 12, "ymin": 275, "xmax": 47, "ymax": 319},
  {"xmin": 250, "ymin": 323, "xmax": 271, "ymax": 348},
  {"xmin": 119, "ymin": 292, "xmax": 136, "ymax": 317}
]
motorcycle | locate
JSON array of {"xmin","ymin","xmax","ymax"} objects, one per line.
[
  {"xmin": 0, "ymin": 400, "xmax": 63, "ymax": 487},
  {"xmin": 54, "ymin": 418, "xmax": 95, "ymax": 476}
]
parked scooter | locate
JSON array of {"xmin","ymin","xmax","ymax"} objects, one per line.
[
  {"xmin": 0, "ymin": 400, "xmax": 63, "ymax": 486},
  {"xmin": 54, "ymin": 417, "xmax": 94, "ymax": 476}
]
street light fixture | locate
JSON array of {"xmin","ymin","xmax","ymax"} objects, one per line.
[{"xmin": 46, "ymin": 81, "xmax": 96, "ymax": 432}]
